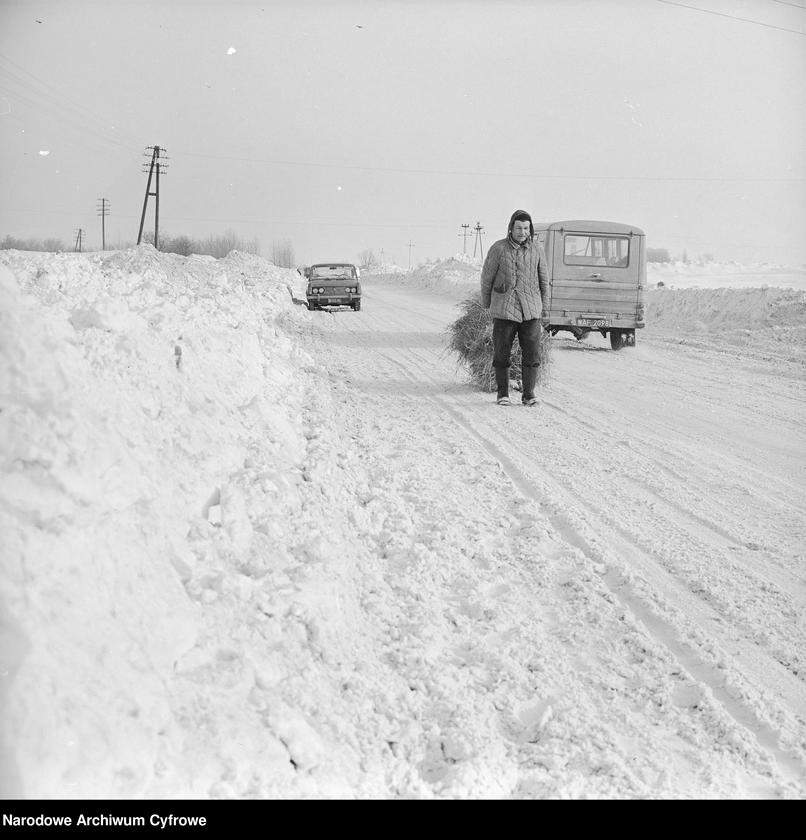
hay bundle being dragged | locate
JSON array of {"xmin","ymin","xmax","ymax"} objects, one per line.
[{"xmin": 447, "ymin": 297, "xmax": 552, "ymax": 392}]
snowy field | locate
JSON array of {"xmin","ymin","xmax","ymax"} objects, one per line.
[{"xmin": 1, "ymin": 247, "xmax": 804, "ymax": 799}]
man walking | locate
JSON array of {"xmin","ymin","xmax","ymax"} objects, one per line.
[{"xmin": 480, "ymin": 210, "xmax": 549, "ymax": 406}]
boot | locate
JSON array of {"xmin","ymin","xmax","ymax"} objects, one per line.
[
  {"xmin": 494, "ymin": 367, "xmax": 510, "ymax": 404},
  {"xmin": 521, "ymin": 364, "xmax": 538, "ymax": 406}
]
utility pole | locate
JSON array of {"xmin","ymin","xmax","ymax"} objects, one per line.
[
  {"xmin": 407, "ymin": 240, "xmax": 415, "ymax": 270},
  {"xmin": 73, "ymin": 228, "xmax": 83, "ymax": 252},
  {"xmin": 473, "ymin": 221, "xmax": 485, "ymax": 259},
  {"xmin": 97, "ymin": 198, "xmax": 110, "ymax": 250},
  {"xmin": 460, "ymin": 223, "xmax": 471, "ymax": 254},
  {"xmin": 138, "ymin": 145, "xmax": 169, "ymax": 248}
]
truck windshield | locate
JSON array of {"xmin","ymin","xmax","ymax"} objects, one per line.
[
  {"xmin": 311, "ymin": 265, "xmax": 356, "ymax": 279},
  {"xmin": 564, "ymin": 235, "xmax": 630, "ymax": 267}
]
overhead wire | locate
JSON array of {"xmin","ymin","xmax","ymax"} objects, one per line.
[
  {"xmin": 0, "ymin": 75, "xmax": 133, "ymax": 153},
  {"xmin": 0, "ymin": 51, "xmax": 140, "ymax": 148},
  {"xmin": 173, "ymin": 149, "xmax": 804, "ymax": 183},
  {"xmin": 655, "ymin": 0, "xmax": 806, "ymax": 34},
  {"xmin": 766, "ymin": 1, "xmax": 806, "ymax": 11}
]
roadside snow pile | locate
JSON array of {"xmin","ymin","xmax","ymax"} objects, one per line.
[
  {"xmin": 370, "ymin": 260, "xmax": 406, "ymax": 274},
  {"xmin": 0, "ymin": 246, "xmax": 319, "ymax": 797},
  {"xmin": 650, "ymin": 259, "xmax": 796, "ymax": 276},
  {"xmin": 648, "ymin": 261, "xmax": 806, "ymax": 291},
  {"xmin": 645, "ymin": 286, "xmax": 806, "ymax": 358},
  {"xmin": 368, "ymin": 255, "xmax": 481, "ymax": 295}
]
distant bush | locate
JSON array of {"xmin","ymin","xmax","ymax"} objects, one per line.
[
  {"xmin": 1, "ymin": 235, "xmax": 67, "ymax": 252},
  {"xmin": 141, "ymin": 229, "xmax": 262, "ymax": 258},
  {"xmin": 647, "ymin": 247, "xmax": 671, "ymax": 263},
  {"xmin": 358, "ymin": 249, "xmax": 378, "ymax": 270}
]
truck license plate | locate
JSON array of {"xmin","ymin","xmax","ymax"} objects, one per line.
[{"xmin": 577, "ymin": 317, "xmax": 611, "ymax": 327}]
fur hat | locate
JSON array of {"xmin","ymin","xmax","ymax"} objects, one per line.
[{"xmin": 508, "ymin": 209, "xmax": 534, "ymax": 238}]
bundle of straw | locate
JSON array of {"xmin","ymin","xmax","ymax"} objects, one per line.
[{"xmin": 447, "ymin": 297, "xmax": 552, "ymax": 392}]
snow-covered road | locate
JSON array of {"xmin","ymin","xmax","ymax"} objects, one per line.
[
  {"xmin": 296, "ymin": 281, "xmax": 806, "ymax": 797},
  {"xmin": 1, "ymin": 249, "xmax": 803, "ymax": 799}
]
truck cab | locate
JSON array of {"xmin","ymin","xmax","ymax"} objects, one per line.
[{"xmin": 535, "ymin": 220, "xmax": 646, "ymax": 349}]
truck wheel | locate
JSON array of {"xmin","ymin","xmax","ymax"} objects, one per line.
[
  {"xmin": 308, "ymin": 303, "xmax": 317, "ymax": 311},
  {"xmin": 610, "ymin": 329, "xmax": 625, "ymax": 350},
  {"xmin": 353, "ymin": 301, "xmax": 361, "ymax": 311}
]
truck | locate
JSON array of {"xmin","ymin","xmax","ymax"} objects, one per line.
[{"xmin": 534, "ymin": 220, "xmax": 646, "ymax": 349}]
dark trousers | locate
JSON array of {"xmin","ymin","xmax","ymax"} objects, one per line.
[{"xmin": 492, "ymin": 318, "xmax": 541, "ymax": 369}]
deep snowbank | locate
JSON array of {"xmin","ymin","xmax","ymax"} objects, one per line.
[
  {"xmin": 645, "ymin": 286, "xmax": 806, "ymax": 359},
  {"xmin": 0, "ymin": 247, "xmax": 316, "ymax": 796}
]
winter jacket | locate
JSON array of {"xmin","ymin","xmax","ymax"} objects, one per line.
[{"xmin": 480, "ymin": 236, "xmax": 549, "ymax": 322}]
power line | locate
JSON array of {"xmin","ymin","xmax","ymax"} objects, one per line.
[
  {"xmin": 173, "ymin": 149, "xmax": 803, "ymax": 183},
  {"xmin": 0, "ymin": 68, "xmax": 125, "ymax": 147},
  {"xmin": 0, "ymin": 52, "xmax": 138, "ymax": 147},
  {"xmin": 0, "ymin": 82, "xmax": 133, "ymax": 158},
  {"xmin": 5, "ymin": 207, "xmax": 805, "ymax": 249},
  {"xmin": 1, "ymin": 208, "xmax": 457, "ymax": 230},
  {"xmin": 655, "ymin": 0, "xmax": 806, "ymax": 35},
  {"xmin": 767, "ymin": 0, "xmax": 806, "ymax": 10}
]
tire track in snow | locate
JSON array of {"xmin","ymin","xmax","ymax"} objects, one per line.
[
  {"xmin": 374, "ymin": 345, "xmax": 806, "ymax": 791},
  {"xmin": 334, "ymin": 291, "xmax": 806, "ymax": 726},
  {"xmin": 345, "ymin": 294, "xmax": 806, "ymax": 617},
  {"xmin": 360, "ymin": 295, "xmax": 806, "ymax": 528},
  {"xmin": 400, "ymin": 341, "xmax": 806, "ymax": 594},
  {"xmin": 398, "ymin": 339, "xmax": 806, "ymax": 650}
]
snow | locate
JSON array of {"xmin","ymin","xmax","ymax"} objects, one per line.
[
  {"xmin": 1, "ymin": 246, "xmax": 804, "ymax": 799},
  {"xmin": 649, "ymin": 260, "xmax": 806, "ymax": 291}
]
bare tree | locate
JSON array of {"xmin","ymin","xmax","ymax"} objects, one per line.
[
  {"xmin": 160, "ymin": 234, "xmax": 193, "ymax": 256},
  {"xmin": 1, "ymin": 235, "xmax": 65, "ymax": 252},
  {"xmin": 271, "ymin": 239, "xmax": 295, "ymax": 268},
  {"xmin": 646, "ymin": 247, "xmax": 671, "ymax": 263},
  {"xmin": 358, "ymin": 248, "xmax": 377, "ymax": 270}
]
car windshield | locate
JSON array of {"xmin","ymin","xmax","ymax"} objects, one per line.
[
  {"xmin": 564, "ymin": 235, "xmax": 630, "ymax": 267},
  {"xmin": 310, "ymin": 265, "xmax": 356, "ymax": 280}
]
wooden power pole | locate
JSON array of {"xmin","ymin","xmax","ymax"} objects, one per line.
[
  {"xmin": 460, "ymin": 223, "xmax": 471, "ymax": 254},
  {"xmin": 138, "ymin": 145, "xmax": 168, "ymax": 248},
  {"xmin": 97, "ymin": 198, "xmax": 110, "ymax": 250},
  {"xmin": 473, "ymin": 221, "xmax": 485, "ymax": 259}
]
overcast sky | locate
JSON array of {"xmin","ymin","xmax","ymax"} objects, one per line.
[{"xmin": 1, "ymin": 0, "xmax": 804, "ymax": 265}]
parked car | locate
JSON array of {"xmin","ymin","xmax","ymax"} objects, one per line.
[
  {"xmin": 534, "ymin": 220, "xmax": 646, "ymax": 349},
  {"xmin": 306, "ymin": 263, "xmax": 362, "ymax": 311}
]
